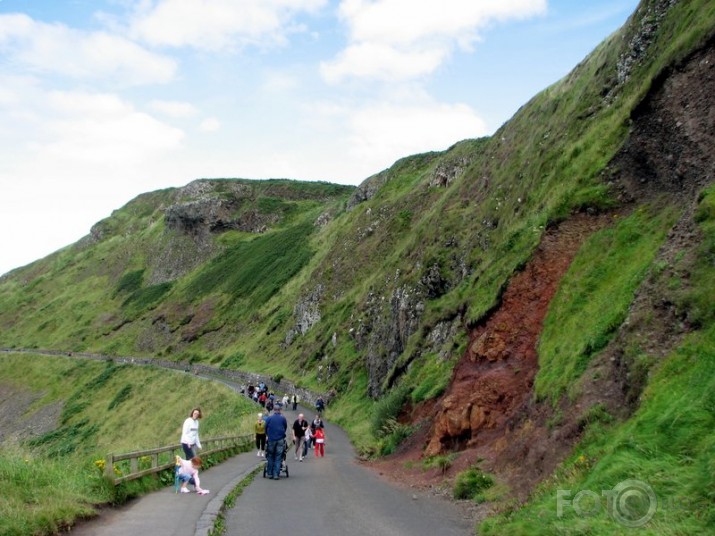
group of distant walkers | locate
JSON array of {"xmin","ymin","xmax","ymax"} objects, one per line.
[
  {"xmin": 174, "ymin": 383, "xmax": 328, "ymax": 493},
  {"xmin": 252, "ymin": 383, "xmax": 327, "ymax": 479}
]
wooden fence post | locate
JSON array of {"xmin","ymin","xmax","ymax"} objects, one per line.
[{"xmin": 104, "ymin": 453, "xmax": 115, "ymax": 482}]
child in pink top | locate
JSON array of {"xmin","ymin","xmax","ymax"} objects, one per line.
[{"xmin": 177, "ymin": 456, "xmax": 210, "ymax": 495}]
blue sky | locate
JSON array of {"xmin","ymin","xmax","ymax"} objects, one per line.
[{"xmin": 0, "ymin": 0, "xmax": 639, "ymax": 276}]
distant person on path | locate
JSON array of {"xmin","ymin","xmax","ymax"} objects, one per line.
[
  {"xmin": 255, "ymin": 413, "xmax": 266, "ymax": 457},
  {"xmin": 180, "ymin": 408, "xmax": 203, "ymax": 459},
  {"xmin": 177, "ymin": 456, "xmax": 210, "ymax": 495},
  {"xmin": 264, "ymin": 403, "xmax": 287, "ymax": 479},
  {"xmin": 292, "ymin": 413, "xmax": 309, "ymax": 461},
  {"xmin": 314, "ymin": 425, "xmax": 326, "ymax": 457},
  {"xmin": 315, "ymin": 396, "xmax": 325, "ymax": 415},
  {"xmin": 291, "ymin": 394, "xmax": 298, "ymax": 411}
]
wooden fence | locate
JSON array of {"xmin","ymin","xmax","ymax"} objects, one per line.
[{"xmin": 104, "ymin": 434, "xmax": 253, "ymax": 485}]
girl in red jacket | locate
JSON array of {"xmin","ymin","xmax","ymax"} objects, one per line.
[{"xmin": 314, "ymin": 426, "xmax": 325, "ymax": 457}]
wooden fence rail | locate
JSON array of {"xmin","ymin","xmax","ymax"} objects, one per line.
[{"xmin": 105, "ymin": 434, "xmax": 253, "ymax": 485}]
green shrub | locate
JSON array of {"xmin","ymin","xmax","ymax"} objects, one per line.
[
  {"xmin": 454, "ymin": 467, "xmax": 494, "ymax": 500},
  {"xmin": 377, "ymin": 418, "xmax": 414, "ymax": 456},
  {"xmin": 85, "ymin": 363, "xmax": 124, "ymax": 391},
  {"xmin": 115, "ymin": 270, "xmax": 144, "ymax": 296},
  {"xmin": 371, "ymin": 383, "xmax": 410, "ymax": 437},
  {"xmin": 122, "ymin": 282, "xmax": 173, "ymax": 311},
  {"xmin": 107, "ymin": 385, "xmax": 132, "ymax": 411},
  {"xmin": 220, "ymin": 352, "xmax": 246, "ymax": 369},
  {"xmin": 423, "ymin": 453, "xmax": 457, "ymax": 475}
]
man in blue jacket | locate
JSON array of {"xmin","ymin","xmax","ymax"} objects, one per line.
[{"xmin": 264, "ymin": 403, "xmax": 288, "ymax": 479}]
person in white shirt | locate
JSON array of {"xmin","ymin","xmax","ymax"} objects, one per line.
[{"xmin": 181, "ymin": 407, "xmax": 203, "ymax": 459}]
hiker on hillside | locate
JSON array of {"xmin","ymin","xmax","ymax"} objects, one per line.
[
  {"xmin": 255, "ymin": 413, "xmax": 266, "ymax": 457},
  {"xmin": 264, "ymin": 403, "xmax": 287, "ymax": 479},
  {"xmin": 292, "ymin": 413, "xmax": 309, "ymax": 461},
  {"xmin": 180, "ymin": 408, "xmax": 203, "ymax": 459},
  {"xmin": 177, "ymin": 456, "xmax": 210, "ymax": 495}
]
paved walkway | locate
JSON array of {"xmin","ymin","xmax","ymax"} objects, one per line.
[
  {"xmin": 69, "ymin": 450, "xmax": 263, "ymax": 536},
  {"xmin": 68, "ymin": 395, "xmax": 473, "ymax": 536}
]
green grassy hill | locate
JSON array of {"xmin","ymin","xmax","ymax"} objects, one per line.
[{"xmin": 1, "ymin": 0, "xmax": 714, "ymax": 534}]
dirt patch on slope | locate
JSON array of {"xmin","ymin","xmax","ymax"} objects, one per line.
[
  {"xmin": 0, "ymin": 384, "xmax": 63, "ymax": 444},
  {"xmin": 365, "ymin": 214, "xmax": 613, "ymax": 491}
]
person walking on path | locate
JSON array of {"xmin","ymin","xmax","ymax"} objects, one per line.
[
  {"xmin": 302, "ymin": 424, "xmax": 312, "ymax": 458},
  {"xmin": 311, "ymin": 414, "xmax": 324, "ymax": 432},
  {"xmin": 180, "ymin": 408, "xmax": 203, "ymax": 459},
  {"xmin": 315, "ymin": 396, "xmax": 325, "ymax": 415},
  {"xmin": 176, "ymin": 456, "xmax": 210, "ymax": 495},
  {"xmin": 313, "ymin": 425, "xmax": 326, "ymax": 457},
  {"xmin": 254, "ymin": 412, "xmax": 266, "ymax": 457},
  {"xmin": 292, "ymin": 413, "xmax": 309, "ymax": 461},
  {"xmin": 264, "ymin": 403, "xmax": 287, "ymax": 479},
  {"xmin": 291, "ymin": 394, "xmax": 298, "ymax": 411}
]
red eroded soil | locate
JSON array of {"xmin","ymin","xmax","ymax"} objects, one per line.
[{"xmin": 365, "ymin": 214, "xmax": 613, "ymax": 496}]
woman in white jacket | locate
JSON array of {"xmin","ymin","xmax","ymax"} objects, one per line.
[{"xmin": 181, "ymin": 407, "xmax": 203, "ymax": 459}]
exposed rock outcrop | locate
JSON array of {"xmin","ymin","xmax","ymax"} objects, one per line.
[{"xmin": 285, "ymin": 285, "xmax": 325, "ymax": 346}]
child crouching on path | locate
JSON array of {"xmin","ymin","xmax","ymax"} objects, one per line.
[{"xmin": 177, "ymin": 456, "xmax": 210, "ymax": 495}]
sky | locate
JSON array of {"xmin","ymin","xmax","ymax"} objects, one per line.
[{"xmin": 0, "ymin": 0, "xmax": 640, "ymax": 276}]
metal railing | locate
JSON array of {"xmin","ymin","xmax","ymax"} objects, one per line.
[{"xmin": 104, "ymin": 434, "xmax": 253, "ymax": 485}]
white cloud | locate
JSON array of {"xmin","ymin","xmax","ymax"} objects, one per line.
[
  {"xmin": 262, "ymin": 71, "xmax": 300, "ymax": 92},
  {"xmin": 199, "ymin": 117, "xmax": 221, "ymax": 132},
  {"xmin": 129, "ymin": 0, "xmax": 328, "ymax": 50},
  {"xmin": 321, "ymin": 41, "xmax": 448, "ymax": 83},
  {"xmin": 304, "ymin": 91, "xmax": 487, "ymax": 175},
  {"xmin": 322, "ymin": 0, "xmax": 547, "ymax": 82},
  {"xmin": 37, "ymin": 91, "xmax": 185, "ymax": 163},
  {"xmin": 0, "ymin": 14, "xmax": 176, "ymax": 85},
  {"xmin": 149, "ymin": 99, "xmax": 199, "ymax": 118},
  {"xmin": 346, "ymin": 99, "xmax": 487, "ymax": 165}
]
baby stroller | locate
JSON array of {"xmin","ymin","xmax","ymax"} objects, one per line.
[{"xmin": 262, "ymin": 439, "xmax": 289, "ymax": 478}]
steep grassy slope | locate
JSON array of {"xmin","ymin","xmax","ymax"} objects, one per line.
[
  {"xmin": 0, "ymin": 179, "xmax": 354, "ymax": 358},
  {"xmin": 0, "ymin": 0, "xmax": 714, "ymax": 533}
]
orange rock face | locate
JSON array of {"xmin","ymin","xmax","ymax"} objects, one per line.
[{"xmin": 425, "ymin": 215, "xmax": 606, "ymax": 457}]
